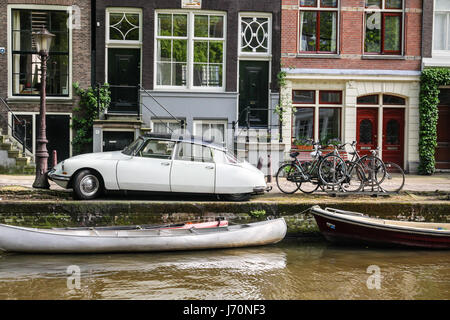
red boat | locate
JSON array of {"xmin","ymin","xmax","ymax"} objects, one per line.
[{"xmin": 310, "ymin": 206, "xmax": 450, "ymax": 249}]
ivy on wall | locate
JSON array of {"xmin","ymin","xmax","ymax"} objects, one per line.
[
  {"xmin": 418, "ymin": 68, "xmax": 450, "ymax": 175},
  {"xmin": 72, "ymin": 82, "xmax": 111, "ymax": 155}
]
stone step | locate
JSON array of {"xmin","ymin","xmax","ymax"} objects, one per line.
[
  {"xmin": 15, "ymin": 156, "xmax": 30, "ymax": 166},
  {"xmin": 7, "ymin": 149, "xmax": 20, "ymax": 158},
  {"xmin": 1, "ymin": 141, "xmax": 13, "ymax": 151}
]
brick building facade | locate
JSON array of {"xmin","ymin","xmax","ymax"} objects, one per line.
[
  {"xmin": 281, "ymin": 0, "xmax": 423, "ymax": 172},
  {"xmin": 0, "ymin": 0, "xmax": 91, "ymax": 170}
]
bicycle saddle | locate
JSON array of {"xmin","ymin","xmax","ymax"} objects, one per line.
[{"xmin": 290, "ymin": 151, "xmax": 299, "ymax": 158}]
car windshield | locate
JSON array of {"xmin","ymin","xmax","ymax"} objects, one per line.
[
  {"xmin": 122, "ymin": 137, "xmax": 145, "ymax": 156},
  {"xmin": 225, "ymin": 150, "xmax": 241, "ymax": 164}
]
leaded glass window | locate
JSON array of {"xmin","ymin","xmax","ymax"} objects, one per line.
[
  {"xmin": 109, "ymin": 12, "xmax": 140, "ymax": 41},
  {"xmin": 240, "ymin": 17, "xmax": 270, "ymax": 54},
  {"xmin": 359, "ymin": 119, "xmax": 373, "ymax": 144}
]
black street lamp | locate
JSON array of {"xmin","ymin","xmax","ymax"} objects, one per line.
[{"xmin": 32, "ymin": 28, "xmax": 55, "ymax": 189}]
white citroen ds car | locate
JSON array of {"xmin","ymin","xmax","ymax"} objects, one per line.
[{"xmin": 48, "ymin": 134, "xmax": 269, "ymax": 200}]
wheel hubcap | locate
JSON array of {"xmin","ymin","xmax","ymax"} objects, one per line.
[{"xmin": 80, "ymin": 175, "xmax": 99, "ymax": 197}]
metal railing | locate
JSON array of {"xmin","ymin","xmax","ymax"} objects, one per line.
[
  {"xmin": 0, "ymin": 97, "xmax": 30, "ymax": 157},
  {"xmin": 138, "ymin": 84, "xmax": 185, "ymax": 134}
]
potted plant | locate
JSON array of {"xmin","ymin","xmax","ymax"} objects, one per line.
[
  {"xmin": 292, "ymin": 137, "xmax": 313, "ymax": 150},
  {"xmin": 321, "ymin": 137, "xmax": 341, "ymax": 151}
]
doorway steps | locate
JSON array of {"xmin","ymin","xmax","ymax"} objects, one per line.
[{"xmin": 0, "ymin": 129, "xmax": 35, "ymax": 174}]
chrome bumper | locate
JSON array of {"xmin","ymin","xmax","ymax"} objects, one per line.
[
  {"xmin": 47, "ymin": 169, "xmax": 70, "ymax": 188},
  {"xmin": 253, "ymin": 186, "xmax": 272, "ymax": 194}
]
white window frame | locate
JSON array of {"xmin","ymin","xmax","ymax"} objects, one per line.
[
  {"xmin": 297, "ymin": 0, "xmax": 340, "ymax": 55},
  {"xmin": 150, "ymin": 119, "xmax": 185, "ymax": 135},
  {"xmin": 154, "ymin": 10, "xmax": 227, "ymax": 92},
  {"xmin": 106, "ymin": 7, "xmax": 143, "ymax": 47},
  {"xmin": 7, "ymin": 4, "xmax": 73, "ymax": 100},
  {"xmin": 238, "ymin": 13, "xmax": 272, "ymax": 58},
  {"xmin": 433, "ymin": 0, "xmax": 450, "ymax": 56},
  {"xmin": 193, "ymin": 119, "xmax": 227, "ymax": 145},
  {"xmin": 363, "ymin": 0, "xmax": 405, "ymax": 56}
]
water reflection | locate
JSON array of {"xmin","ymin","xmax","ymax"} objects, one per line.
[{"xmin": 0, "ymin": 241, "xmax": 448, "ymax": 300}]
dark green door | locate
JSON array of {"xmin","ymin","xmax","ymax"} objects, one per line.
[
  {"xmin": 239, "ymin": 61, "xmax": 269, "ymax": 128},
  {"xmin": 108, "ymin": 48, "xmax": 140, "ymax": 114}
]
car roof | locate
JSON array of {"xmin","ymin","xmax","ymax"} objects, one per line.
[{"xmin": 142, "ymin": 133, "xmax": 227, "ymax": 151}]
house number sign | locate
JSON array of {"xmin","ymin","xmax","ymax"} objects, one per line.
[{"xmin": 182, "ymin": 0, "xmax": 201, "ymax": 9}]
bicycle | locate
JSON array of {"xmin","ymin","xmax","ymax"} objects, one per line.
[
  {"xmin": 342, "ymin": 141, "xmax": 405, "ymax": 193},
  {"xmin": 342, "ymin": 141, "xmax": 386, "ymax": 191},
  {"xmin": 276, "ymin": 141, "xmax": 348, "ymax": 194}
]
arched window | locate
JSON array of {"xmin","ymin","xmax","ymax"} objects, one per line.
[
  {"xmin": 357, "ymin": 94, "xmax": 379, "ymax": 105},
  {"xmin": 382, "ymin": 95, "xmax": 405, "ymax": 105}
]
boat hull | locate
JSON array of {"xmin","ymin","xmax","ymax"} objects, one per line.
[
  {"xmin": 311, "ymin": 207, "xmax": 450, "ymax": 249},
  {"xmin": 0, "ymin": 219, "xmax": 287, "ymax": 254}
]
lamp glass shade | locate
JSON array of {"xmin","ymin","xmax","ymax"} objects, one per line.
[{"xmin": 32, "ymin": 28, "xmax": 55, "ymax": 53}]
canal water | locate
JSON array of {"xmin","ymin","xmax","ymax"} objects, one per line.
[{"xmin": 0, "ymin": 240, "xmax": 448, "ymax": 300}]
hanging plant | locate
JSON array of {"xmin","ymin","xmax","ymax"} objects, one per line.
[{"xmin": 418, "ymin": 68, "xmax": 450, "ymax": 175}]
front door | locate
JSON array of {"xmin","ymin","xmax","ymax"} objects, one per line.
[
  {"xmin": 356, "ymin": 108, "xmax": 378, "ymax": 157},
  {"xmin": 239, "ymin": 61, "xmax": 269, "ymax": 128},
  {"xmin": 436, "ymin": 89, "xmax": 450, "ymax": 169},
  {"xmin": 382, "ymin": 108, "xmax": 404, "ymax": 168},
  {"xmin": 107, "ymin": 48, "xmax": 140, "ymax": 114},
  {"xmin": 170, "ymin": 142, "xmax": 215, "ymax": 193}
]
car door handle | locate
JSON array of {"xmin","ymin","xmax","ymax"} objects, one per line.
[
  {"xmin": 205, "ymin": 165, "xmax": 214, "ymax": 169},
  {"xmin": 161, "ymin": 162, "xmax": 171, "ymax": 166}
]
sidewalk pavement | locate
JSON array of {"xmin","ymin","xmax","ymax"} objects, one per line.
[{"xmin": 1, "ymin": 173, "xmax": 450, "ymax": 193}]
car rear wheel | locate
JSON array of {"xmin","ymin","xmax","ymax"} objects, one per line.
[
  {"xmin": 222, "ymin": 193, "xmax": 251, "ymax": 201},
  {"xmin": 73, "ymin": 170, "xmax": 103, "ymax": 200}
]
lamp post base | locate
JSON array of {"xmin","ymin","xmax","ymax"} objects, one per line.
[{"xmin": 32, "ymin": 171, "xmax": 50, "ymax": 189}]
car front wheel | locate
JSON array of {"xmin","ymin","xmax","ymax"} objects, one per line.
[{"xmin": 73, "ymin": 170, "xmax": 103, "ymax": 200}]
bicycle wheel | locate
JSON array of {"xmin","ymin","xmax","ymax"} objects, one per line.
[
  {"xmin": 341, "ymin": 161, "xmax": 365, "ymax": 192},
  {"xmin": 276, "ymin": 163, "xmax": 302, "ymax": 194},
  {"xmin": 297, "ymin": 161, "xmax": 320, "ymax": 193},
  {"xmin": 318, "ymin": 154, "xmax": 347, "ymax": 186},
  {"xmin": 378, "ymin": 162, "xmax": 405, "ymax": 193},
  {"xmin": 359, "ymin": 155, "xmax": 386, "ymax": 188}
]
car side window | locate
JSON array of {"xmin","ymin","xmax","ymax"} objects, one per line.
[
  {"xmin": 139, "ymin": 140, "xmax": 175, "ymax": 159},
  {"xmin": 175, "ymin": 142, "xmax": 213, "ymax": 163}
]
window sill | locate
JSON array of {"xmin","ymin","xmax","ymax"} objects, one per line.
[
  {"xmin": 7, "ymin": 97, "xmax": 74, "ymax": 104},
  {"xmin": 362, "ymin": 55, "xmax": 405, "ymax": 60},
  {"xmin": 296, "ymin": 54, "xmax": 341, "ymax": 59}
]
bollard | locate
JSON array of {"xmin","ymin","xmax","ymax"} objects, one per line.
[
  {"xmin": 52, "ymin": 150, "xmax": 57, "ymax": 168},
  {"xmin": 256, "ymin": 156, "xmax": 263, "ymax": 170},
  {"xmin": 267, "ymin": 154, "xmax": 272, "ymax": 183}
]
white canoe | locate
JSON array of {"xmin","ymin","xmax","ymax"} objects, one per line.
[{"xmin": 0, "ymin": 218, "xmax": 287, "ymax": 253}]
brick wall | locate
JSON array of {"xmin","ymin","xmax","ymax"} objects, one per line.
[
  {"xmin": 0, "ymin": 0, "xmax": 91, "ymax": 132},
  {"xmin": 281, "ymin": 0, "xmax": 422, "ymax": 71}
]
